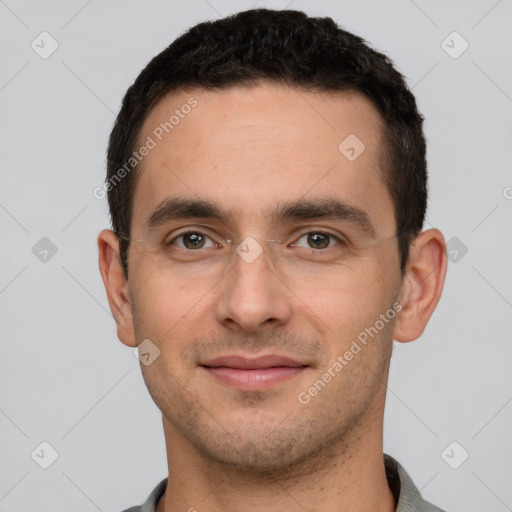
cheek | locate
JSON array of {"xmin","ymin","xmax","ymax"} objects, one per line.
[
  {"xmin": 131, "ymin": 274, "xmax": 203, "ymax": 390},
  {"xmin": 308, "ymin": 278, "xmax": 396, "ymax": 403},
  {"xmin": 129, "ymin": 261, "xmax": 221, "ymax": 359},
  {"xmin": 292, "ymin": 260, "xmax": 393, "ymax": 349},
  {"xmin": 130, "ymin": 270, "xmax": 183, "ymax": 339}
]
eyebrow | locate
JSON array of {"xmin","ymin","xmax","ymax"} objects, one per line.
[{"xmin": 146, "ymin": 196, "xmax": 376, "ymax": 237}]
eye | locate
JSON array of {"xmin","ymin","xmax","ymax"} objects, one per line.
[
  {"xmin": 293, "ymin": 232, "xmax": 343, "ymax": 250},
  {"xmin": 167, "ymin": 230, "xmax": 218, "ymax": 250}
]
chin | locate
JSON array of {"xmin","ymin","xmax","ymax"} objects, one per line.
[{"xmin": 187, "ymin": 414, "xmax": 343, "ymax": 475}]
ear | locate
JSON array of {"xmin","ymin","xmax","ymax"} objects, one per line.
[
  {"xmin": 393, "ymin": 228, "xmax": 447, "ymax": 343},
  {"xmin": 97, "ymin": 229, "xmax": 137, "ymax": 347}
]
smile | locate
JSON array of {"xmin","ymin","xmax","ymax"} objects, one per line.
[{"xmin": 201, "ymin": 354, "xmax": 309, "ymax": 391}]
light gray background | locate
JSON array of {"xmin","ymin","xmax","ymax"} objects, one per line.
[{"xmin": 1, "ymin": 0, "xmax": 511, "ymax": 510}]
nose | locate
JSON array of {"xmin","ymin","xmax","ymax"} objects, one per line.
[{"xmin": 214, "ymin": 239, "xmax": 292, "ymax": 333}]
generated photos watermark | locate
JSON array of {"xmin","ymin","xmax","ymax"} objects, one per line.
[
  {"xmin": 93, "ymin": 97, "xmax": 198, "ymax": 200},
  {"xmin": 298, "ymin": 301, "xmax": 403, "ymax": 404}
]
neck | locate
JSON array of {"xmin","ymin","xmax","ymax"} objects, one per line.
[{"xmin": 157, "ymin": 391, "xmax": 396, "ymax": 512}]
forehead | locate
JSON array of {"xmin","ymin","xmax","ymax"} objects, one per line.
[{"xmin": 131, "ymin": 83, "xmax": 394, "ymax": 235}]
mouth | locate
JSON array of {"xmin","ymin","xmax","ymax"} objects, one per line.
[{"xmin": 200, "ymin": 354, "xmax": 310, "ymax": 391}]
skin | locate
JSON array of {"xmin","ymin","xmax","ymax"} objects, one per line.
[{"xmin": 98, "ymin": 83, "xmax": 447, "ymax": 511}]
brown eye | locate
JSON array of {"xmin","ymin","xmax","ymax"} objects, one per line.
[
  {"xmin": 294, "ymin": 232, "xmax": 341, "ymax": 250},
  {"xmin": 182, "ymin": 233, "xmax": 206, "ymax": 249},
  {"xmin": 167, "ymin": 231, "xmax": 216, "ymax": 250},
  {"xmin": 307, "ymin": 233, "xmax": 330, "ymax": 249}
]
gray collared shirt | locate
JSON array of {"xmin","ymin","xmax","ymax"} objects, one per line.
[{"xmin": 121, "ymin": 454, "xmax": 446, "ymax": 512}]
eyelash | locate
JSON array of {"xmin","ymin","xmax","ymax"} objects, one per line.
[{"xmin": 165, "ymin": 229, "xmax": 346, "ymax": 251}]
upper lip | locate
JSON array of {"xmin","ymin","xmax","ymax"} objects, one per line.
[{"xmin": 201, "ymin": 354, "xmax": 308, "ymax": 370}]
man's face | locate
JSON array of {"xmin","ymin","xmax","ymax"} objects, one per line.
[{"xmin": 126, "ymin": 83, "xmax": 404, "ymax": 471}]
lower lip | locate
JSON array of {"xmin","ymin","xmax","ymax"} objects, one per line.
[{"xmin": 203, "ymin": 366, "xmax": 307, "ymax": 391}]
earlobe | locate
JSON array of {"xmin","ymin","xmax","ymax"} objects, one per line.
[
  {"xmin": 393, "ymin": 228, "xmax": 447, "ymax": 343},
  {"xmin": 97, "ymin": 229, "xmax": 137, "ymax": 347}
]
